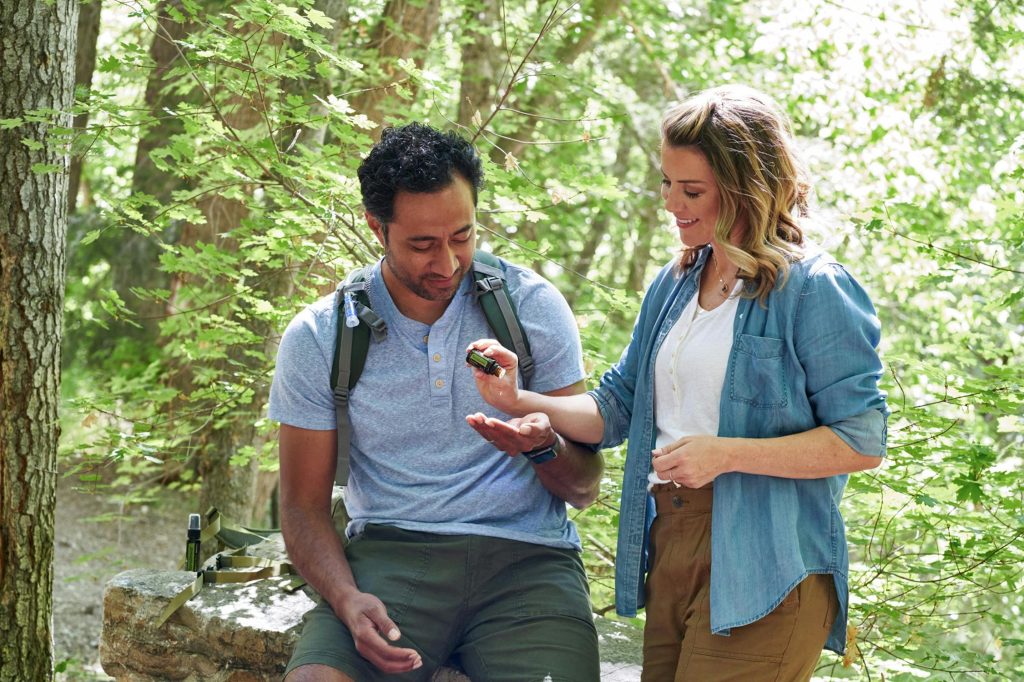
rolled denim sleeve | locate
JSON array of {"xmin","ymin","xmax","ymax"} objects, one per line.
[
  {"xmin": 588, "ymin": 327, "xmax": 643, "ymax": 450},
  {"xmin": 587, "ymin": 384, "xmax": 631, "ymax": 450},
  {"xmin": 587, "ymin": 262, "xmax": 678, "ymax": 451},
  {"xmin": 829, "ymin": 409, "xmax": 887, "ymax": 456},
  {"xmin": 794, "ymin": 262, "xmax": 889, "ymax": 456}
]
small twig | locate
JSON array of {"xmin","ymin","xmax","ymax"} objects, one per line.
[
  {"xmin": 882, "ymin": 204, "xmax": 1023, "ymax": 275},
  {"xmin": 476, "ymin": 221, "xmax": 618, "ymax": 292},
  {"xmin": 469, "ymin": 2, "xmax": 580, "ymax": 145},
  {"xmin": 497, "ymin": 106, "xmax": 613, "ymax": 122},
  {"xmin": 888, "ymin": 417, "xmax": 960, "ymax": 450},
  {"xmin": 913, "ymin": 385, "xmax": 1015, "ymax": 409}
]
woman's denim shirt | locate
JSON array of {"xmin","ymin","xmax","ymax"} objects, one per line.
[{"xmin": 589, "ymin": 245, "xmax": 888, "ymax": 654}]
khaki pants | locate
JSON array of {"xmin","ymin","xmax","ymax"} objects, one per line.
[{"xmin": 642, "ymin": 485, "xmax": 838, "ymax": 682}]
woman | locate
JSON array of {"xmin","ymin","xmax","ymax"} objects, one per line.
[{"xmin": 466, "ymin": 84, "xmax": 888, "ymax": 680}]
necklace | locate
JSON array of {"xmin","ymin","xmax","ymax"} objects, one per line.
[{"xmin": 711, "ymin": 250, "xmax": 733, "ymax": 298}]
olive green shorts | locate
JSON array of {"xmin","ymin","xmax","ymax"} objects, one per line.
[{"xmin": 286, "ymin": 524, "xmax": 599, "ymax": 682}]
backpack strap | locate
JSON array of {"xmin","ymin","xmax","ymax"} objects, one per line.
[
  {"xmin": 158, "ymin": 510, "xmax": 307, "ymax": 627},
  {"xmin": 471, "ymin": 251, "xmax": 534, "ymax": 388},
  {"xmin": 157, "ymin": 546, "xmax": 305, "ymax": 627},
  {"xmin": 329, "ymin": 267, "xmax": 386, "ymax": 487},
  {"xmin": 200, "ymin": 507, "xmax": 276, "ymax": 550},
  {"xmin": 328, "ymin": 253, "xmax": 532, "ymax": 486}
]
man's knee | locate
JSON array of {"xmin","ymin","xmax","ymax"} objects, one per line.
[{"xmin": 285, "ymin": 663, "xmax": 354, "ymax": 682}]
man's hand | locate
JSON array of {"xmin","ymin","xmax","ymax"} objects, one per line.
[
  {"xmin": 465, "ymin": 411, "xmax": 555, "ymax": 457},
  {"xmin": 466, "ymin": 339, "xmax": 521, "ymax": 415},
  {"xmin": 333, "ymin": 589, "xmax": 422, "ymax": 674},
  {"xmin": 651, "ymin": 435, "xmax": 731, "ymax": 489}
]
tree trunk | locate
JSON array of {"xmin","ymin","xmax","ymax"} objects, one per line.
[
  {"xmin": 626, "ymin": 198, "xmax": 660, "ymax": 291},
  {"xmin": 67, "ymin": 0, "xmax": 102, "ymax": 214},
  {"xmin": 280, "ymin": 0, "xmax": 350, "ymax": 153},
  {"xmin": 350, "ymin": 0, "xmax": 442, "ymax": 135},
  {"xmin": 622, "ymin": 107, "xmax": 662, "ymax": 292},
  {"xmin": 0, "ymin": 0, "xmax": 77, "ymax": 678},
  {"xmin": 502, "ymin": 0, "xmax": 622, "ymax": 160},
  {"xmin": 132, "ymin": 0, "xmax": 200, "ymax": 208},
  {"xmin": 111, "ymin": 0, "xmax": 199, "ymax": 342},
  {"xmin": 170, "ymin": 49, "xmax": 266, "ymax": 525},
  {"xmin": 565, "ymin": 133, "xmax": 634, "ymax": 307},
  {"xmin": 457, "ymin": 0, "xmax": 502, "ymax": 128}
]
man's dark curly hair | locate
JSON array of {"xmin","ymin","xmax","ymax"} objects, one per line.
[{"xmin": 357, "ymin": 122, "xmax": 484, "ymax": 225}]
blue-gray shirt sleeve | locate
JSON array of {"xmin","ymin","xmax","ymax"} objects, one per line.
[
  {"xmin": 794, "ymin": 262, "xmax": 889, "ymax": 456},
  {"xmin": 507, "ymin": 266, "xmax": 586, "ymax": 394},
  {"xmin": 267, "ymin": 301, "xmax": 337, "ymax": 430}
]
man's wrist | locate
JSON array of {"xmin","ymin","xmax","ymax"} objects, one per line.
[
  {"xmin": 327, "ymin": 583, "xmax": 362, "ymax": 613},
  {"xmin": 522, "ymin": 433, "xmax": 562, "ymax": 464}
]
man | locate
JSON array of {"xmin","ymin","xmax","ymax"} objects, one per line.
[{"xmin": 269, "ymin": 122, "xmax": 603, "ymax": 681}]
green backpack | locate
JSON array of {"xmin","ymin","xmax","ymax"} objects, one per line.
[{"xmin": 329, "ymin": 250, "xmax": 535, "ymax": 487}]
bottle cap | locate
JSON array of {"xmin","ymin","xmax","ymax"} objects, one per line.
[{"xmin": 187, "ymin": 513, "xmax": 201, "ymax": 540}]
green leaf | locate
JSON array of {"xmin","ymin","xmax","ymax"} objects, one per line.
[
  {"xmin": 30, "ymin": 163, "xmax": 62, "ymax": 174},
  {"xmin": 253, "ymin": 299, "xmax": 274, "ymax": 314},
  {"xmin": 305, "ymin": 8, "xmax": 334, "ymax": 28},
  {"xmin": 80, "ymin": 229, "xmax": 102, "ymax": 246}
]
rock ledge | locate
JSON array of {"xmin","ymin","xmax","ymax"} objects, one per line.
[{"xmin": 100, "ymin": 536, "xmax": 642, "ymax": 681}]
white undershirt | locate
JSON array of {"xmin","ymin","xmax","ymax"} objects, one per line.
[{"xmin": 649, "ymin": 281, "xmax": 741, "ymax": 486}]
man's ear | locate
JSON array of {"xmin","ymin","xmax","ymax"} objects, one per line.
[{"xmin": 366, "ymin": 212, "xmax": 385, "ymax": 246}]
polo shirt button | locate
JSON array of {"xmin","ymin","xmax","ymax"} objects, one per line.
[
  {"xmin": 671, "ymin": 496, "xmax": 683, "ymax": 508},
  {"xmin": 435, "ymin": 379, "xmax": 445, "ymax": 388},
  {"xmin": 433, "ymin": 353, "xmax": 441, "ymax": 362}
]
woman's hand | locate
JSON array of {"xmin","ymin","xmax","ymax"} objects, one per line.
[
  {"xmin": 466, "ymin": 339, "xmax": 521, "ymax": 414},
  {"xmin": 651, "ymin": 435, "xmax": 734, "ymax": 488}
]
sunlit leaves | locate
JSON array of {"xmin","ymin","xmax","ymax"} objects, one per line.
[{"xmin": 58, "ymin": 0, "xmax": 1024, "ymax": 676}]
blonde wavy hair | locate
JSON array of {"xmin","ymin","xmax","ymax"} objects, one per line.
[{"xmin": 661, "ymin": 84, "xmax": 808, "ymax": 302}]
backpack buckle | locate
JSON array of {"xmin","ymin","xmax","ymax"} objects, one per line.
[{"xmin": 472, "ymin": 276, "xmax": 504, "ymax": 298}]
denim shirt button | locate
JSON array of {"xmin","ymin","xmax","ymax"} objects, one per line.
[{"xmin": 671, "ymin": 496, "xmax": 684, "ymax": 508}]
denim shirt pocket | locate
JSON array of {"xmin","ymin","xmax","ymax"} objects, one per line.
[{"xmin": 729, "ymin": 334, "xmax": 789, "ymax": 408}]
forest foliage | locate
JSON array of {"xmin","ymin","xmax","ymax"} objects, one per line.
[{"xmin": 26, "ymin": 0, "xmax": 1024, "ymax": 678}]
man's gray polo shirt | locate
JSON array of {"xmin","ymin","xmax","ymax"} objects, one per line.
[{"xmin": 268, "ymin": 257, "xmax": 586, "ymax": 549}]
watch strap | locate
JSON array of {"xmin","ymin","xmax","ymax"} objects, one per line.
[{"xmin": 522, "ymin": 435, "xmax": 562, "ymax": 464}]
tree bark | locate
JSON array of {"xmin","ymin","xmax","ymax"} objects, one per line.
[
  {"xmin": 168, "ymin": 27, "xmax": 266, "ymax": 525},
  {"xmin": 502, "ymin": 0, "xmax": 622, "ymax": 160},
  {"xmin": 280, "ymin": 0, "xmax": 350, "ymax": 152},
  {"xmin": 111, "ymin": 0, "xmax": 199, "ymax": 342},
  {"xmin": 565, "ymin": 132, "xmax": 635, "ymax": 307},
  {"xmin": 350, "ymin": 0, "xmax": 442, "ymax": 136},
  {"xmin": 132, "ymin": 0, "xmax": 200, "ymax": 207},
  {"xmin": 67, "ymin": 0, "xmax": 103, "ymax": 213},
  {"xmin": 0, "ymin": 0, "xmax": 77, "ymax": 678},
  {"xmin": 457, "ymin": 0, "xmax": 502, "ymax": 128}
]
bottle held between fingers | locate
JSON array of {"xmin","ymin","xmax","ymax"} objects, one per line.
[{"xmin": 466, "ymin": 348, "xmax": 506, "ymax": 377}]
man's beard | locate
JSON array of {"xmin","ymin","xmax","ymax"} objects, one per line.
[{"xmin": 384, "ymin": 252, "xmax": 465, "ymax": 302}]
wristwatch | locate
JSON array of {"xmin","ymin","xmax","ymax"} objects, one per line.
[{"xmin": 522, "ymin": 435, "xmax": 562, "ymax": 465}]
